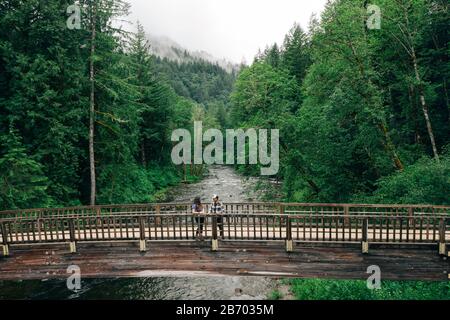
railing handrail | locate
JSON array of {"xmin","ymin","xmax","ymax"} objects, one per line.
[
  {"xmin": 0, "ymin": 202, "xmax": 449, "ymax": 216},
  {"xmin": 1, "ymin": 212, "xmax": 448, "ymax": 223},
  {"xmin": 282, "ymin": 203, "xmax": 450, "ymax": 209},
  {"xmin": 0, "ymin": 213, "xmax": 448, "ymax": 224},
  {"xmin": 0, "ymin": 202, "xmax": 283, "ymax": 216}
]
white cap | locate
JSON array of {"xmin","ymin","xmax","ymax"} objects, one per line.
[{"xmin": 212, "ymin": 194, "xmax": 219, "ymax": 199}]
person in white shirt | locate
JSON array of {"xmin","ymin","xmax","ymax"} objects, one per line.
[{"xmin": 209, "ymin": 194, "xmax": 224, "ymax": 238}]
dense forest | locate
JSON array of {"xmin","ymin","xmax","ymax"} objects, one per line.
[
  {"xmin": 0, "ymin": 0, "xmax": 449, "ymax": 211},
  {"xmin": 0, "ymin": 0, "xmax": 233, "ymax": 210},
  {"xmin": 153, "ymin": 55, "xmax": 236, "ymax": 128},
  {"xmin": 231, "ymin": 0, "xmax": 449, "ymax": 205}
]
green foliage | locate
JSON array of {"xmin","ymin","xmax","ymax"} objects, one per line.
[
  {"xmin": 280, "ymin": 24, "xmax": 310, "ymax": 89},
  {"xmin": 289, "ymin": 279, "xmax": 450, "ymax": 300},
  {"xmin": 154, "ymin": 53, "xmax": 236, "ymax": 130},
  {"xmin": 0, "ymin": 0, "xmax": 89, "ymax": 207},
  {"xmin": 269, "ymin": 290, "xmax": 283, "ymax": 300},
  {"xmin": 0, "ymin": 0, "xmax": 449, "ymax": 209},
  {"xmin": 362, "ymin": 153, "xmax": 450, "ymax": 205},
  {"xmin": 0, "ymin": 1, "xmax": 218, "ymax": 210},
  {"xmin": 97, "ymin": 164, "xmax": 181, "ymax": 204},
  {"xmin": 0, "ymin": 129, "xmax": 53, "ymax": 210},
  {"xmin": 231, "ymin": 62, "xmax": 298, "ymax": 124},
  {"xmin": 154, "ymin": 56, "xmax": 236, "ymax": 106},
  {"xmin": 229, "ymin": 0, "xmax": 450, "ymax": 205}
]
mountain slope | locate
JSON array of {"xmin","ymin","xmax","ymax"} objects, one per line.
[{"xmin": 146, "ymin": 34, "xmax": 240, "ymax": 74}]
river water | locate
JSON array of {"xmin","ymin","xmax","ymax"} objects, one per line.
[{"xmin": 0, "ymin": 166, "xmax": 280, "ymax": 300}]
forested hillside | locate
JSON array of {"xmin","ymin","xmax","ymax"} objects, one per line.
[
  {"xmin": 230, "ymin": 0, "xmax": 449, "ymax": 205},
  {"xmin": 154, "ymin": 55, "xmax": 236, "ymax": 128},
  {"xmin": 0, "ymin": 0, "xmax": 232, "ymax": 210}
]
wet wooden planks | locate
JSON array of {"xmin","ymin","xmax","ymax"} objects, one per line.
[{"xmin": 0, "ymin": 242, "xmax": 448, "ymax": 281}]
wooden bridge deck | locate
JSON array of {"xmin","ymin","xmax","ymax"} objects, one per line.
[{"xmin": 0, "ymin": 242, "xmax": 448, "ymax": 281}]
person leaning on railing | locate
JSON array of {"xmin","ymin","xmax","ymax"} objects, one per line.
[
  {"xmin": 209, "ymin": 194, "xmax": 224, "ymax": 239},
  {"xmin": 192, "ymin": 197, "xmax": 206, "ymax": 241}
]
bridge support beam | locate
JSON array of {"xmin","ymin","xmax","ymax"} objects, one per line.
[
  {"xmin": 286, "ymin": 217, "xmax": 293, "ymax": 253},
  {"xmin": 139, "ymin": 217, "xmax": 147, "ymax": 253},
  {"xmin": 286, "ymin": 240, "xmax": 293, "ymax": 253},
  {"xmin": 1, "ymin": 244, "xmax": 9, "ymax": 257},
  {"xmin": 362, "ymin": 218, "xmax": 369, "ymax": 254},
  {"xmin": 69, "ymin": 242, "xmax": 77, "ymax": 254},
  {"xmin": 68, "ymin": 219, "xmax": 77, "ymax": 254},
  {"xmin": 1, "ymin": 222, "xmax": 9, "ymax": 257},
  {"xmin": 439, "ymin": 243, "xmax": 446, "ymax": 256},
  {"xmin": 438, "ymin": 219, "xmax": 447, "ymax": 256},
  {"xmin": 362, "ymin": 242, "xmax": 369, "ymax": 254},
  {"xmin": 211, "ymin": 239, "xmax": 219, "ymax": 252},
  {"xmin": 139, "ymin": 240, "xmax": 147, "ymax": 252},
  {"xmin": 211, "ymin": 215, "xmax": 219, "ymax": 252}
]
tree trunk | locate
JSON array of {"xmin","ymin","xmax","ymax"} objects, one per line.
[
  {"xmin": 444, "ymin": 78, "xmax": 450, "ymax": 126},
  {"xmin": 400, "ymin": 1, "xmax": 440, "ymax": 161},
  {"xmin": 89, "ymin": 2, "xmax": 97, "ymax": 205},
  {"xmin": 141, "ymin": 142, "xmax": 146, "ymax": 166},
  {"xmin": 411, "ymin": 50, "xmax": 440, "ymax": 161},
  {"xmin": 343, "ymin": 30, "xmax": 404, "ymax": 171},
  {"xmin": 378, "ymin": 123, "xmax": 404, "ymax": 171},
  {"xmin": 408, "ymin": 84, "xmax": 421, "ymax": 144}
]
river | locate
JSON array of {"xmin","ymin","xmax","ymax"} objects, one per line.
[{"xmin": 0, "ymin": 166, "xmax": 282, "ymax": 300}]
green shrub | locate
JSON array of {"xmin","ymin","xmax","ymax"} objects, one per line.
[
  {"xmin": 289, "ymin": 279, "xmax": 450, "ymax": 300},
  {"xmin": 361, "ymin": 153, "xmax": 450, "ymax": 205}
]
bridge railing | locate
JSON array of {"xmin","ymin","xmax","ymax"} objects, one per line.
[
  {"xmin": 289, "ymin": 214, "xmax": 449, "ymax": 243},
  {"xmin": 283, "ymin": 203, "xmax": 450, "ymax": 216},
  {"xmin": 0, "ymin": 211, "xmax": 448, "ymax": 257},
  {"xmin": 0, "ymin": 203, "xmax": 449, "ymax": 221},
  {"xmin": 0, "ymin": 203, "xmax": 283, "ymax": 220},
  {"xmin": 0, "ymin": 203, "xmax": 192, "ymax": 220}
]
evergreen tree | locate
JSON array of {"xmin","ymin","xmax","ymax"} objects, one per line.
[
  {"xmin": 281, "ymin": 24, "xmax": 311, "ymax": 86},
  {"xmin": 0, "ymin": 128, "xmax": 51, "ymax": 210}
]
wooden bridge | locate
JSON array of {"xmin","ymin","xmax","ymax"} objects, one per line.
[{"xmin": 0, "ymin": 203, "xmax": 449, "ymax": 281}]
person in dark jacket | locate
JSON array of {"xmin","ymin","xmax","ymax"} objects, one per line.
[{"xmin": 192, "ymin": 197, "xmax": 205, "ymax": 240}]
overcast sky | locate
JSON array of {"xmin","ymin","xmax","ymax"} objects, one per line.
[{"xmin": 124, "ymin": 0, "xmax": 328, "ymax": 64}]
